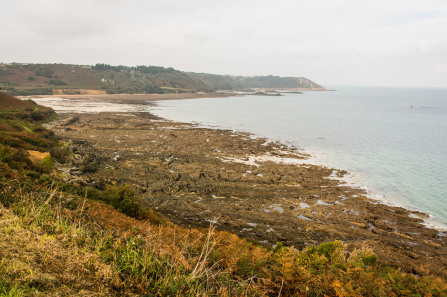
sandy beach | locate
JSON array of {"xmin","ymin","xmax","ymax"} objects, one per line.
[
  {"xmin": 27, "ymin": 92, "xmax": 231, "ymax": 104},
  {"xmin": 39, "ymin": 99, "xmax": 447, "ymax": 280}
]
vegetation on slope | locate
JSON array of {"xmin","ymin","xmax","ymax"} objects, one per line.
[
  {"xmin": 188, "ymin": 73, "xmax": 326, "ymax": 90},
  {"xmin": 0, "ymin": 63, "xmax": 213, "ymax": 95},
  {"xmin": 1, "ymin": 163, "xmax": 446, "ymax": 296},
  {"xmin": 1, "ymin": 92, "xmax": 446, "ymax": 296},
  {"xmin": 0, "ymin": 63, "xmax": 324, "ymax": 96}
]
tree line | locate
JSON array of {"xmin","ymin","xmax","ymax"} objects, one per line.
[{"xmin": 93, "ymin": 64, "xmax": 177, "ymax": 74}]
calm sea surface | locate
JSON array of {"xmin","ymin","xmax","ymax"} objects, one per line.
[{"xmin": 151, "ymin": 87, "xmax": 447, "ymax": 229}]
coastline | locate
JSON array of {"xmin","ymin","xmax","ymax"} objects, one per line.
[
  {"xmin": 30, "ymin": 93, "xmax": 447, "ymax": 230},
  {"xmin": 164, "ymin": 119, "xmax": 447, "ymax": 232},
  {"xmin": 30, "ymin": 94, "xmax": 447, "ymax": 279},
  {"xmin": 149, "ymin": 91, "xmax": 447, "ymax": 231},
  {"xmin": 23, "ymin": 92, "xmax": 231, "ymax": 104}
]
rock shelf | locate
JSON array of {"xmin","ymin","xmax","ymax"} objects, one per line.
[{"xmin": 47, "ymin": 112, "xmax": 447, "ymax": 279}]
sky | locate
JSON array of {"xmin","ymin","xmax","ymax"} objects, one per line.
[{"xmin": 1, "ymin": 0, "xmax": 447, "ymax": 88}]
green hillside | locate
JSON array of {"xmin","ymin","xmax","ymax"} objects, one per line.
[
  {"xmin": 0, "ymin": 63, "xmax": 213, "ymax": 96},
  {"xmin": 0, "ymin": 63, "xmax": 324, "ymax": 95}
]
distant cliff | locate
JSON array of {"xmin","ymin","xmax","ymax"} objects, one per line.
[
  {"xmin": 0, "ymin": 63, "xmax": 324, "ymax": 95},
  {"xmin": 188, "ymin": 73, "xmax": 325, "ymax": 91}
]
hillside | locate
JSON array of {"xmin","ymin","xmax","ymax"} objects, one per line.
[
  {"xmin": 0, "ymin": 92, "xmax": 56, "ymax": 151},
  {"xmin": 0, "ymin": 63, "xmax": 324, "ymax": 96},
  {"xmin": 188, "ymin": 72, "xmax": 326, "ymax": 90},
  {"xmin": 0, "ymin": 92, "xmax": 52, "ymax": 112},
  {"xmin": 0, "ymin": 63, "xmax": 213, "ymax": 96}
]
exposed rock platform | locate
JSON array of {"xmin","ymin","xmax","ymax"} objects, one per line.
[{"xmin": 46, "ymin": 112, "xmax": 447, "ymax": 279}]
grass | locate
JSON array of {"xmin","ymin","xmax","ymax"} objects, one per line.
[
  {"xmin": 0, "ymin": 281, "xmax": 26, "ymax": 297},
  {"xmin": 16, "ymin": 123, "xmax": 33, "ymax": 134},
  {"xmin": 1, "ymin": 163, "xmax": 446, "ymax": 296},
  {"xmin": 0, "ymin": 173, "xmax": 239, "ymax": 295},
  {"xmin": 0, "ymin": 188, "xmax": 117, "ymax": 296}
]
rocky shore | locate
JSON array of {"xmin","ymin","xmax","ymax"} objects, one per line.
[{"xmin": 45, "ymin": 110, "xmax": 447, "ymax": 279}]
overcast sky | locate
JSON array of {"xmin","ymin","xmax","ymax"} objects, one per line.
[{"xmin": 2, "ymin": 0, "xmax": 447, "ymax": 87}]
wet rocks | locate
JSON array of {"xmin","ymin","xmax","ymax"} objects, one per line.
[{"xmin": 50, "ymin": 112, "xmax": 447, "ymax": 280}]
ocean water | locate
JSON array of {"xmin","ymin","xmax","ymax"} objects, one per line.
[{"xmin": 151, "ymin": 87, "xmax": 447, "ymax": 229}]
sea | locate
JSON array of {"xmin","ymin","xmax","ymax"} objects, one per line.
[{"xmin": 150, "ymin": 86, "xmax": 447, "ymax": 230}]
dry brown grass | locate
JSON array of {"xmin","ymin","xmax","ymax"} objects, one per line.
[
  {"xmin": 0, "ymin": 202, "xmax": 120, "ymax": 296},
  {"xmin": 26, "ymin": 150, "xmax": 50, "ymax": 164}
]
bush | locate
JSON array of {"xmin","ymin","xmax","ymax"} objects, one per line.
[
  {"xmin": 349, "ymin": 246, "xmax": 378, "ymax": 268},
  {"xmin": 0, "ymin": 145, "xmax": 13, "ymax": 164},
  {"xmin": 99, "ymin": 185, "xmax": 165, "ymax": 223},
  {"xmin": 0, "ymin": 146, "xmax": 34, "ymax": 171},
  {"xmin": 102, "ymin": 185, "xmax": 141, "ymax": 217},
  {"xmin": 25, "ymin": 170, "xmax": 41, "ymax": 179},
  {"xmin": 50, "ymin": 144, "xmax": 72, "ymax": 163},
  {"xmin": 48, "ymin": 79, "xmax": 67, "ymax": 86},
  {"xmin": 35, "ymin": 68, "xmax": 54, "ymax": 78},
  {"xmin": 41, "ymin": 155, "xmax": 54, "ymax": 171},
  {"xmin": 298, "ymin": 241, "xmax": 346, "ymax": 273},
  {"xmin": 84, "ymin": 186, "xmax": 101, "ymax": 200}
]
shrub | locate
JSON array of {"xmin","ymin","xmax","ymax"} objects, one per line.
[
  {"xmin": 0, "ymin": 145, "xmax": 13, "ymax": 164},
  {"xmin": 25, "ymin": 170, "xmax": 41, "ymax": 179},
  {"xmin": 0, "ymin": 146, "xmax": 34, "ymax": 171},
  {"xmin": 35, "ymin": 68, "xmax": 53, "ymax": 78},
  {"xmin": 84, "ymin": 186, "xmax": 101, "ymax": 200},
  {"xmin": 315, "ymin": 241, "xmax": 345, "ymax": 262},
  {"xmin": 102, "ymin": 185, "xmax": 141, "ymax": 217},
  {"xmin": 302, "ymin": 241, "xmax": 345, "ymax": 264},
  {"xmin": 48, "ymin": 79, "xmax": 67, "ymax": 86},
  {"xmin": 99, "ymin": 185, "xmax": 166, "ymax": 223},
  {"xmin": 349, "ymin": 246, "xmax": 378, "ymax": 268},
  {"xmin": 50, "ymin": 144, "xmax": 72, "ymax": 163},
  {"xmin": 41, "ymin": 155, "xmax": 54, "ymax": 171}
]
